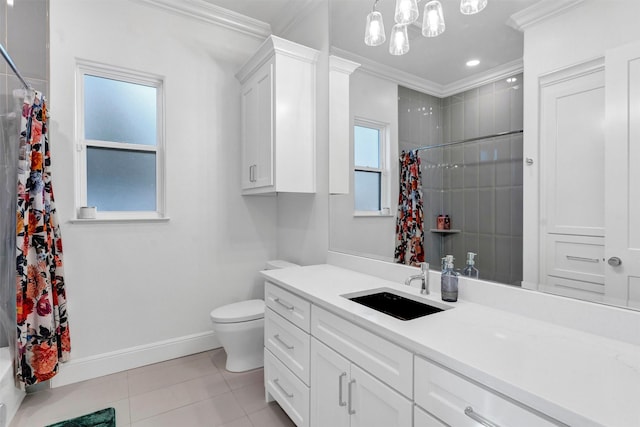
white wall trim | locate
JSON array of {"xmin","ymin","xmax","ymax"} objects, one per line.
[
  {"xmin": 50, "ymin": 331, "xmax": 221, "ymax": 388},
  {"xmin": 133, "ymin": 0, "xmax": 271, "ymax": 39},
  {"xmin": 507, "ymin": 0, "xmax": 585, "ymax": 32},
  {"xmin": 331, "ymin": 47, "xmax": 523, "ymax": 98}
]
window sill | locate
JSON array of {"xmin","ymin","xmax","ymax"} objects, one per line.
[
  {"xmin": 353, "ymin": 211, "xmax": 394, "ymax": 218},
  {"xmin": 69, "ymin": 217, "xmax": 170, "ymax": 224}
]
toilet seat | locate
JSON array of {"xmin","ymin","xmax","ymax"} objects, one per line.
[{"xmin": 209, "ymin": 299, "xmax": 264, "ymax": 323}]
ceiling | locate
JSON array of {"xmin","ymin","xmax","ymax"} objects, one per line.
[{"xmin": 203, "ymin": 0, "xmax": 540, "ymax": 88}]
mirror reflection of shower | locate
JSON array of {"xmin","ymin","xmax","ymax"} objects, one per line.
[{"xmin": 398, "ymin": 75, "xmax": 523, "ymax": 286}]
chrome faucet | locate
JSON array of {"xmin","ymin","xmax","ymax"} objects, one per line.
[{"xmin": 405, "ymin": 262, "xmax": 430, "ymax": 295}]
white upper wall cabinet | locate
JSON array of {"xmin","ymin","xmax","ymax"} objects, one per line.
[{"xmin": 236, "ymin": 35, "xmax": 319, "ymax": 195}]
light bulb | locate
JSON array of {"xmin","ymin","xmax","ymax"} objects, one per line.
[
  {"xmin": 365, "ymin": 11, "xmax": 386, "ymax": 46},
  {"xmin": 460, "ymin": 0, "xmax": 488, "ymax": 15},
  {"xmin": 389, "ymin": 24, "xmax": 410, "ymax": 55},
  {"xmin": 422, "ymin": 1, "xmax": 445, "ymax": 38},
  {"xmin": 394, "ymin": 0, "xmax": 419, "ymax": 25}
]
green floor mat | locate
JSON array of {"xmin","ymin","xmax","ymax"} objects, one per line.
[{"xmin": 45, "ymin": 407, "xmax": 115, "ymax": 427}]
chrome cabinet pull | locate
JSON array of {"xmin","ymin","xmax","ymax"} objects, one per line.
[
  {"xmin": 274, "ymin": 334, "xmax": 294, "ymax": 350},
  {"xmin": 249, "ymin": 165, "xmax": 253, "ymax": 182},
  {"xmin": 347, "ymin": 379, "xmax": 356, "ymax": 415},
  {"xmin": 338, "ymin": 372, "xmax": 347, "ymax": 407},
  {"xmin": 464, "ymin": 406, "xmax": 501, "ymax": 427},
  {"xmin": 566, "ymin": 255, "xmax": 599, "ymax": 263},
  {"xmin": 273, "ymin": 378, "xmax": 294, "ymax": 398},
  {"xmin": 274, "ymin": 297, "xmax": 295, "ymax": 311},
  {"xmin": 252, "ymin": 164, "xmax": 257, "ymax": 181}
]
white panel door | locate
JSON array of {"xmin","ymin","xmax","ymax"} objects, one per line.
[
  {"xmin": 605, "ymin": 40, "xmax": 640, "ymax": 308},
  {"xmin": 240, "ymin": 81, "xmax": 257, "ymax": 190},
  {"xmin": 310, "ymin": 338, "xmax": 350, "ymax": 427},
  {"xmin": 349, "ymin": 364, "xmax": 412, "ymax": 427},
  {"xmin": 540, "ymin": 65, "xmax": 605, "ymax": 237}
]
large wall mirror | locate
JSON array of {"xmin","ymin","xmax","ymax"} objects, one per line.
[{"xmin": 328, "ymin": 0, "xmax": 640, "ymax": 311}]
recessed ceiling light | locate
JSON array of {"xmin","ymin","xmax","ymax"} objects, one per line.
[
  {"xmin": 506, "ymin": 77, "xmax": 518, "ymax": 83},
  {"xmin": 466, "ymin": 59, "xmax": 480, "ymax": 67}
]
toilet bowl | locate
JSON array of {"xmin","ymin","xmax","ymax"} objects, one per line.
[{"xmin": 209, "ymin": 260, "xmax": 299, "ymax": 372}]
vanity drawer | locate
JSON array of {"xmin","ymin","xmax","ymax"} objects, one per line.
[
  {"xmin": 265, "ymin": 308, "xmax": 311, "ymax": 385},
  {"xmin": 414, "ymin": 357, "xmax": 562, "ymax": 427},
  {"xmin": 311, "ymin": 305, "xmax": 413, "ymax": 398},
  {"xmin": 265, "ymin": 348, "xmax": 310, "ymax": 427},
  {"xmin": 546, "ymin": 235, "xmax": 604, "ymax": 283},
  {"xmin": 265, "ymin": 282, "xmax": 311, "ymax": 332}
]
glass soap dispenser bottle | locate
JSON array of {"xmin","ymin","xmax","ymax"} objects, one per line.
[
  {"xmin": 441, "ymin": 255, "xmax": 459, "ymax": 302},
  {"xmin": 462, "ymin": 252, "xmax": 479, "ymax": 279}
]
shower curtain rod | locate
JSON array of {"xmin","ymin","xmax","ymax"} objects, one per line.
[
  {"xmin": 415, "ymin": 129, "xmax": 523, "ymax": 152},
  {"xmin": 0, "ymin": 42, "xmax": 32, "ymax": 91}
]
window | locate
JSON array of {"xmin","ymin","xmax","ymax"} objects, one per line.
[
  {"xmin": 76, "ymin": 62, "xmax": 164, "ymax": 220},
  {"xmin": 353, "ymin": 119, "xmax": 390, "ymax": 215}
]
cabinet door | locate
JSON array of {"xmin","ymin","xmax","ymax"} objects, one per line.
[
  {"xmin": 253, "ymin": 60, "xmax": 274, "ymax": 189},
  {"xmin": 605, "ymin": 40, "xmax": 640, "ymax": 309},
  {"xmin": 240, "ymin": 80, "xmax": 257, "ymax": 190},
  {"xmin": 350, "ymin": 364, "xmax": 412, "ymax": 427},
  {"xmin": 310, "ymin": 338, "xmax": 350, "ymax": 427},
  {"xmin": 241, "ymin": 60, "xmax": 273, "ymax": 191}
]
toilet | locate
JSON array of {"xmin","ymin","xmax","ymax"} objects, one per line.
[{"xmin": 209, "ymin": 260, "xmax": 299, "ymax": 372}]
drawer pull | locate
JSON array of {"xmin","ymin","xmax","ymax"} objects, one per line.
[
  {"xmin": 274, "ymin": 334, "xmax": 294, "ymax": 350},
  {"xmin": 464, "ymin": 406, "xmax": 500, "ymax": 427},
  {"xmin": 347, "ymin": 379, "xmax": 356, "ymax": 415},
  {"xmin": 273, "ymin": 378, "xmax": 294, "ymax": 398},
  {"xmin": 274, "ymin": 297, "xmax": 295, "ymax": 311},
  {"xmin": 566, "ymin": 255, "xmax": 599, "ymax": 263},
  {"xmin": 338, "ymin": 372, "xmax": 347, "ymax": 407}
]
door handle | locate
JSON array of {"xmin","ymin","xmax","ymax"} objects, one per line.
[
  {"xmin": 273, "ymin": 297, "xmax": 295, "ymax": 311},
  {"xmin": 464, "ymin": 406, "xmax": 501, "ymax": 427},
  {"xmin": 338, "ymin": 372, "xmax": 347, "ymax": 407},
  {"xmin": 347, "ymin": 379, "xmax": 356, "ymax": 415},
  {"xmin": 273, "ymin": 378, "xmax": 294, "ymax": 398},
  {"xmin": 274, "ymin": 334, "xmax": 294, "ymax": 350},
  {"xmin": 608, "ymin": 257, "xmax": 622, "ymax": 267}
]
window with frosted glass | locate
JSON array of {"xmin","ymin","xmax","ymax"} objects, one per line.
[
  {"xmin": 354, "ymin": 124, "xmax": 383, "ymax": 212},
  {"xmin": 80, "ymin": 69, "xmax": 162, "ymax": 215},
  {"xmin": 87, "ymin": 147, "xmax": 156, "ymax": 211},
  {"xmin": 84, "ymin": 75, "xmax": 157, "ymax": 146}
]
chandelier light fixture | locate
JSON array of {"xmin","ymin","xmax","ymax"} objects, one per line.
[{"xmin": 365, "ymin": 0, "xmax": 488, "ymax": 55}]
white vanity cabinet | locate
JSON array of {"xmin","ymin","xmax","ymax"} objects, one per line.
[
  {"xmin": 236, "ymin": 35, "xmax": 318, "ymax": 195},
  {"xmin": 264, "ymin": 283, "xmax": 312, "ymax": 427},
  {"xmin": 414, "ymin": 357, "xmax": 563, "ymax": 427},
  {"xmin": 310, "ymin": 338, "xmax": 412, "ymax": 427}
]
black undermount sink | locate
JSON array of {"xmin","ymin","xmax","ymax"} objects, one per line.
[{"xmin": 347, "ymin": 290, "xmax": 447, "ymax": 321}]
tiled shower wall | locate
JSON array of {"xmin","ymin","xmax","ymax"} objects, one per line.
[
  {"xmin": 0, "ymin": 0, "xmax": 49, "ymax": 348},
  {"xmin": 399, "ymin": 74, "xmax": 523, "ymax": 285}
]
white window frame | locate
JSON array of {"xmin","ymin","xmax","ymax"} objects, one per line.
[
  {"xmin": 353, "ymin": 117, "xmax": 391, "ymax": 217},
  {"xmin": 75, "ymin": 60, "xmax": 166, "ymax": 221}
]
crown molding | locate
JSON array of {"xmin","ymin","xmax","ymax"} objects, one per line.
[
  {"xmin": 507, "ymin": 0, "xmax": 585, "ymax": 32},
  {"xmin": 330, "ymin": 47, "xmax": 445, "ymax": 96},
  {"xmin": 329, "ymin": 55, "xmax": 361, "ymax": 75},
  {"xmin": 236, "ymin": 35, "xmax": 320, "ymax": 83},
  {"xmin": 330, "ymin": 47, "xmax": 523, "ymax": 98},
  {"xmin": 133, "ymin": 0, "xmax": 271, "ymax": 39},
  {"xmin": 441, "ymin": 58, "xmax": 523, "ymax": 96}
]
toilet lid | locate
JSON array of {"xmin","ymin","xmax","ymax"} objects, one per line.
[{"xmin": 210, "ymin": 299, "xmax": 264, "ymax": 323}]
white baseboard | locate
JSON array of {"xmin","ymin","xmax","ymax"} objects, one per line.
[{"xmin": 50, "ymin": 331, "xmax": 221, "ymax": 388}]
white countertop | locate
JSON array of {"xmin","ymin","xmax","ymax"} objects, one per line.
[{"xmin": 262, "ymin": 264, "xmax": 640, "ymax": 427}]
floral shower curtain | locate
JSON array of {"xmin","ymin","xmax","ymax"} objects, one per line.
[
  {"xmin": 15, "ymin": 91, "xmax": 70, "ymax": 386},
  {"xmin": 394, "ymin": 150, "xmax": 425, "ymax": 266}
]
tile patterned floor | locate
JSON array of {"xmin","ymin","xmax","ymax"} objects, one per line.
[{"xmin": 10, "ymin": 349, "xmax": 296, "ymax": 427}]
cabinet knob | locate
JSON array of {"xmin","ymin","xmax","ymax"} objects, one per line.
[{"xmin": 608, "ymin": 257, "xmax": 622, "ymax": 267}]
